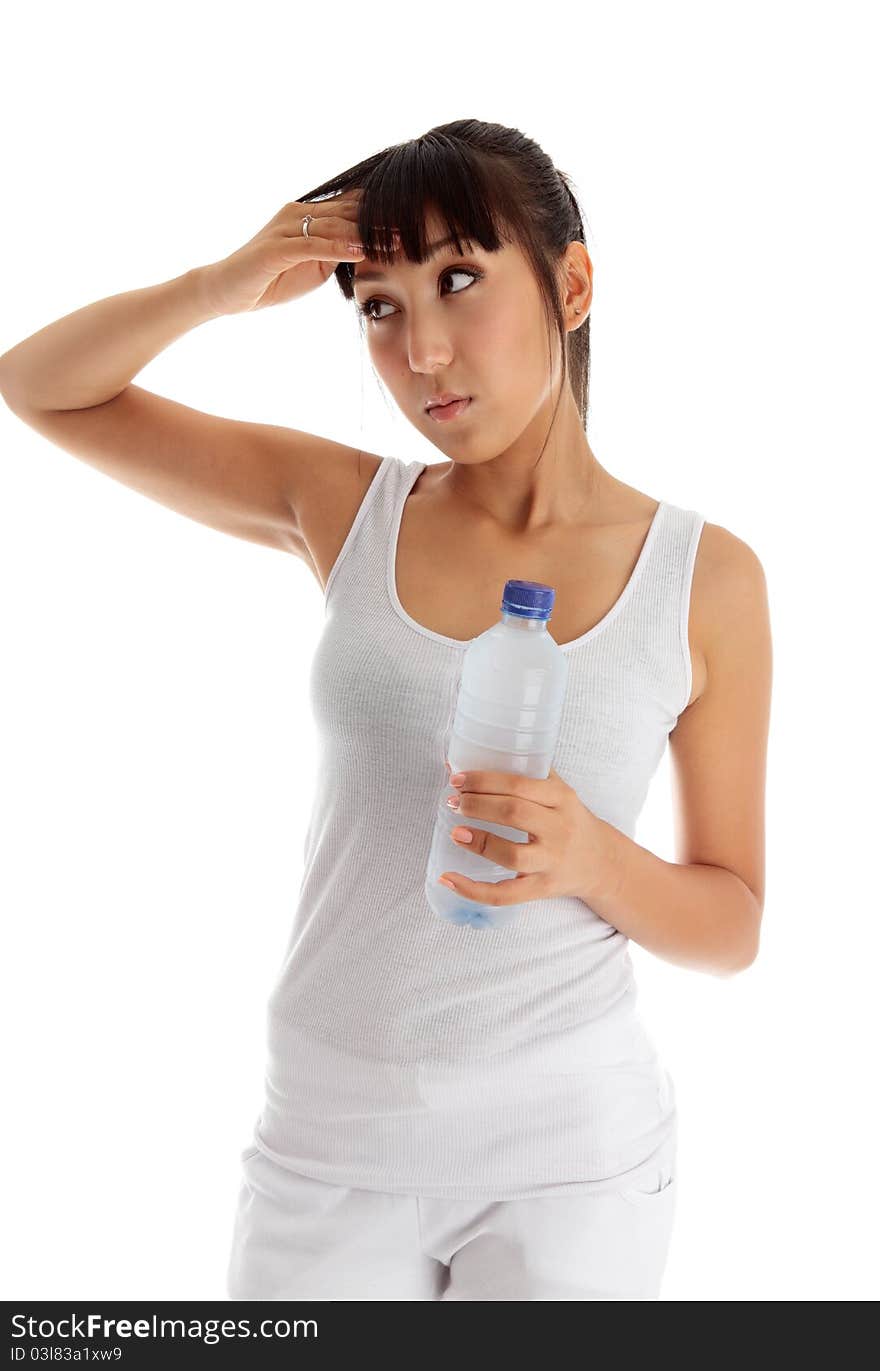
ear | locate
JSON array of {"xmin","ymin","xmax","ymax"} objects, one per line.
[{"xmin": 561, "ymin": 240, "xmax": 592, "ymax": 321}]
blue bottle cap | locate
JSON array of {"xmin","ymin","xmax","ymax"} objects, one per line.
[{"xmin": 500, "ymin": 579, "xmax": 556, "ymax": 621}]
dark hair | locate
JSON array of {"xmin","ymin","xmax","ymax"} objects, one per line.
[{"xmin": 295, "ymin": 119, "xmax": 592, "ymax": 445}]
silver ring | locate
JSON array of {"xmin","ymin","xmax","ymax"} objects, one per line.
[{"xmin": 302, "ymin": 213, "xmax": 314, "ymax": 240}]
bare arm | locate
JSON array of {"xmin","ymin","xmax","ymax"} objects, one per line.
[
  {"xmin": 0, "ymin": 266, "xmax": 369, "ymax": 557},
  {"xmin": 580, "ymin": 529, "xmax": 772, "ymax": 976},
  {"xmin": 0, "ymin": 268, "xmax": 218, "ymax": 411}
]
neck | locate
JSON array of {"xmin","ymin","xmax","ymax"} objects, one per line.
[{"xmin": 439, "ymin": 391, "xmax": 614, "ymax": 534}]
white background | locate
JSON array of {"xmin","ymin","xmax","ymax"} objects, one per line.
[{"xmin": 2, "ymin": 0, "xmax": 877, "ymax": 1302}]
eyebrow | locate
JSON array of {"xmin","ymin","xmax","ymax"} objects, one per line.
[{"xmin": 352, "ymin": 234, "xmax": 468, "ymax": 284}]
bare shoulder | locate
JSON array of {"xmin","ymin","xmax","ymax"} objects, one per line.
[
  {"xmin": 291, "ymin": 444, "xmax": 386, "ymax": 591},
  {"xmin": 694, "ymin": 521, "xmax": 769, "ymax": 620},
  {"xmin": 668, "ymin": 519, "xmax": 772, "ymax": 936},
  {"xmin": 688, "ymin": 520, "xmax": 771, "ymax": 707}
]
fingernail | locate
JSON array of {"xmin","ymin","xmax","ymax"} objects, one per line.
[
  {"xmin": 451, "ymin": 828, "xmax": 472, "ymax": 843},
  {"xmin": 449, "ymin": 773, "xmax": 466, "ymax": 787}
]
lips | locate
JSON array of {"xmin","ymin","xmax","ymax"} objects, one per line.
[
  {"xmin": 425, "ymin": 392, "xmax": 469, "ymax": 411},
  {"xmin": 426, "ymin": 397, "xmax": 471, "ymax": 422}
]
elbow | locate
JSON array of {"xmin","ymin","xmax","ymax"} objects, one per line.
[
  {"xmin": 714, "ymin": 892, "xmax": 762, "ymax": 977},
  {"xmin": 729, "ymin": 904, "xmax": 763, "ymax": 975},
  {"xmin": 733, "ymin": 939, "xmax": 760, "ymax": 974},
  {"xmin": 714, "ymin": 942, "xmax": 758, "ymax": 979}
]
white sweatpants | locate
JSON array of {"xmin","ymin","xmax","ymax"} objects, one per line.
[{"xmin": 225, "ymin": 1143, "xmax": 678, "ymax": 1301}]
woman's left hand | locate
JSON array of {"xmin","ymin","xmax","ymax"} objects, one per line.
[{"xmin": 439, "ymin": 763, "xmax": 609, "ymax": 905}]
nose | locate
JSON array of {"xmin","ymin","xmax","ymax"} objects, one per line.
[{"xmin": 404, "ymin": 312, "xmax": 455, "ymax": 374}]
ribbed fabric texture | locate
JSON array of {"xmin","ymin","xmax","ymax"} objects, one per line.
[{"xmin": 251, "ymin": 455, "xmax": 706, "ymax": 1199}]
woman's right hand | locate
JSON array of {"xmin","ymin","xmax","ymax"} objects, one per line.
[{"xmin": 195, "ymin": 192, "xmax": 400, "ymax": 318}]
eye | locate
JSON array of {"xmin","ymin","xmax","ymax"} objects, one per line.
[{"xmin": 355, "ymin": 266, "xmax": 484, "ymax": 323}]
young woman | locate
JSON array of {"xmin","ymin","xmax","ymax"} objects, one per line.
[{"xmin": 0, "ymin": 119, "xmax": 772, "ymax": 1301}]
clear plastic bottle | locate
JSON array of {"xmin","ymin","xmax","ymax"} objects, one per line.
[{"xmin": 425, "ymin": 579, "xmax": 570, "ymax": 931}]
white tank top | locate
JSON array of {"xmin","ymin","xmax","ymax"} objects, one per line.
[{"xmin": 250, "ymin": 455, "xmax": 706, "ymax": 1199}]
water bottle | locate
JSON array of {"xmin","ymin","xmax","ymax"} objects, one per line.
[{"xmin": 425, "ymin": 579, "xmax": 569, "ymax": 931}]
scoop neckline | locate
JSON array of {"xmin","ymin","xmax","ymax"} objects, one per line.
[{"xmin": 385, "ymin": 458, "xmax": 667, "ymax": 654}]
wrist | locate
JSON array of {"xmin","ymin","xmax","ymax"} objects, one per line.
[
  {"xmin": 183, "ymin": 264, "xmax": 226, "ymax": 323},
  {"xmin": 581, "ymin": 816, "xmax": 624, "ymax": 907}
]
